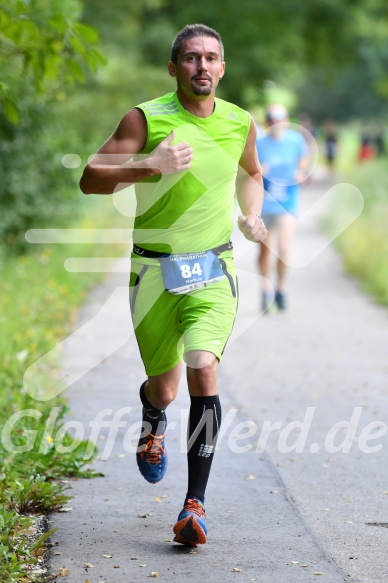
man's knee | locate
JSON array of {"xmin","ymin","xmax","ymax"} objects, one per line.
[
  {"xmin": 147, "ymin": 368, "xmax": 181, "ymax": 409},
  {"xmin": 186, "ymin": 351, "xmax": 218, "ymax": 395},
  {"xmin": 186, "ymin": 350, "xmax": 217, "ymax": 371},
  {"xmin": 278, "ymin": 242, "xmax": 289, "ymax": 261},
  {"xmin": 146, "ymin": 385, "xmax": 177, "ymax": 410},
  {"xmin": 259, "ymin": 241, "xmax": 270, "ymax": 260}
]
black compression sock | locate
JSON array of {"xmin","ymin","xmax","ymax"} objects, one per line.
[
  {"xmin": 186, "ymin": 394, "xmax": 222, "ymax": 503},
  {"xmin": 139, "ymin": 381, "xmax": 166, "ymax": 436}
]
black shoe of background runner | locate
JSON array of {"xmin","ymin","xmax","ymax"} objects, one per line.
[{"xmin": 274, "ymin": 290, "xmax": 286, "ymax": 310}]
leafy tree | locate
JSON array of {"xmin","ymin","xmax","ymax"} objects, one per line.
[
  {"xmin": 72, "ymin": 0, "xmax": 175, "ymax": 142},
  {"xmin": 133, "ymin": 0, "xmax": 388, "ymax": 117},
  {"xmin": 0, "ymin": 0, "xmax": 105, "ymax": 252},
  {"xmin": 293, "ymin": 0, "xmax": 388, "ymax": 122},
  {"xmin": 135, "ymin": 0, "xmax": 371, "ymax": 106},
  {"xmin": 0, "ymin": 0, "xmax": 105, "ymax": 123}
]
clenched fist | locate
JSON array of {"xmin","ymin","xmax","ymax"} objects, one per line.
[{"xmin": 238, "ymin": 214, "xmax": 267, "ymax": 242}]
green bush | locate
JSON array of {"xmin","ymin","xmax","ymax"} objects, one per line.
[
  {"xmin": 0, "ymin": 104, "xmax": 83, "ymax": 252},
  {"xmin": 335, "ymin": 159, "xmax": 388, "ymax": 305}
]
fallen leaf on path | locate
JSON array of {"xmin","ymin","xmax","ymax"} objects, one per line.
[
  {"xmin": 301, "ymin": 564, "xmax": 309, "ymax": 567},
  {"xmin": 34, "ymin": 548, "xmax": 44, "ymax": 557},
  {"xmin": 246, "ymin": 474, "xmax": 255, "ymax": 480},
  {"xmin": 161, "ymin": 494, "xmax": 168, "ymax": 498},
  {"xmin": 58, "ymin": 507, "xmax": 72, "ymax": 512},
  {"xmin": 165, "ymin": 539, "xmax": 172, "ymax": 542},
  {"xmin": 188, "ymin": 550, "xmax": 196, "ymax": 554},
  {"xmin": 139, "ymin": 564, "xmax": 147, "ymax": 567},
  {"xmin": 84, "ymin": 563, "xmax": 94, "ymax": 568},
  {"xmin": 291, "ymin": 561, "xmax": 299, "ymax": 564},
  {"xmin": 149, "ymin": 572, "xmax": 159, "ymax": 577},
  {"xmin": 58, "ymin": 567, "xmax": 70, "ymax": 576},
  {"xmin": 314, "ymin": 572, "xmax": 324, "ymax": 576},
  {"xmin": 155, "ymin": 497, "xmax": 161, "ymax": 502},
  {"xmin": 102, "ymin": 554, "xmax": 112, "ymax": 558},
  {"xmin": 138, "ymin": 513, "xmax": 152, "ymax": 518},
  {"xmin": 270, "ymin": 490, "xmax": 279, "ymax": 494},
  {"xmin": 113, "ymin": 565, "xmax": 120, "ymax": 568},
  {"xmin": 232, "ymin": 567, "xmax": 242, "ymax": 572},
  {"xmin": 345, "ymin": 521, "xmax": 353, "ymax": 524},
  {"xmin": 131, "ymin": 557, "xmax": 138, "ymax": 560}
]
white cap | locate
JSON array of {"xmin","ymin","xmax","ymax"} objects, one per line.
[{"xmin": 265, "ymin": 104, "xmax": 288, "ymax": 122}]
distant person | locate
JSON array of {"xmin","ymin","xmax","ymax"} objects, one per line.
[
  {"xmin": 374, "ymin": 130, "xmax": 385, "ymax": 158},
  {"xmin": 323, "ymin": 120, "xmax": 337, "ymax": 173},
  {"xmin": 358, "ymin": 136, "xmax": 375, "ymax": 162},
  {"xmin": 256, "ymin": 104, "xmax": 308, "ymax": 312},
  {"xmin": 298, "ymin": 112, "xmax": 316, "ymax": 140}
]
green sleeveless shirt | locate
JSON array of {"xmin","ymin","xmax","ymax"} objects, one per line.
[{"xmin": 133, "ymin": 91, "xmax": 251, "ymax": 254}]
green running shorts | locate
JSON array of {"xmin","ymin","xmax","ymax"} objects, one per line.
[{"xmin": 129, "ymin": 252, "xmax": 238, "ymax": 376}]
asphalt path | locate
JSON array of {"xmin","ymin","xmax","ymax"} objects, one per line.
[{"xmin": 47, "ymin": 172, "xmax": 388, "ymax": 583}]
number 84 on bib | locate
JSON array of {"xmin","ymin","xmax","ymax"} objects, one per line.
[{"xmin": 160, "ymin": 250, "xmax": 224, "ymax": 295}]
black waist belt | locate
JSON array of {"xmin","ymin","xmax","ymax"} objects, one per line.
[{"xmin": 132, "ymin": 240, "xmax": 233, "ymax": 259}]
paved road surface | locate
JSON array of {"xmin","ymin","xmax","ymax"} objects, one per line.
[{"xmin": 47, "ymin": 173, "xmax": 388, "ymax": 583}]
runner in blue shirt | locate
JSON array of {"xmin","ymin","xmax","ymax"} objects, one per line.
[{"xmin": 256, "ymin": 104, "xmax": 308, "ymax": 311}]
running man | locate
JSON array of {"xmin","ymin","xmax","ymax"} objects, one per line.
[
  {"xmin": 80, "ymin": 23, "xmax": 267, "ymax": 546},
  {"xmin": 256, "ymin": 104, "xmax": 308, "ymax": 311}
]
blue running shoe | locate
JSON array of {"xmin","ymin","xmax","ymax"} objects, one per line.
[
  {"xmin": 136, "ymin": 429, "xmax": 168, "ymax": 484},
  {"xmin": 261, "ymin": 291, "xmax": 272, "ymax": 313},
  {"xmin": 173, "ymin": 498, "xmax": 207, "ymax": 546},
  {"xmin": 275, "ymin": 290, "xmax": 286, "ymax": 310}
]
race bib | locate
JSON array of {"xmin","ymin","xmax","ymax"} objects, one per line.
[{"xmin": 160, "ymin": 250, "xmax": 224, "ymax": 295}]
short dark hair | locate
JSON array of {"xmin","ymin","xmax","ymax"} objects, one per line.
[{"xmin": 170, "ymin": 24, "xmax": 224, "ymax": 63}]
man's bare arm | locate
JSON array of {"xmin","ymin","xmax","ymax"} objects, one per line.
[
  {"xmin": 294, "ymin": 152, "xmax": 310, "ymax": 184},
  {"xmin": 79, "ymin": 108, "xmax": 193, "ymax": 195},
  {"xmin": 237, "ymin": 118, "xmax": 267, "ymax": 242}
]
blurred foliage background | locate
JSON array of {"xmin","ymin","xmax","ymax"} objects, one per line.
[{"xmin": 1, "ymin": 0, "xmax": 388, "ymax": 252}]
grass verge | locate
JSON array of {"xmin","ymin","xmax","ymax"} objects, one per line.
[
  {"xmin": 0, "ymin": 194, "xmax": 129, "ymax": 582},
  {"xmin": 329, "ymin": 158, "xmax": 388, "ymax": 305}
]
